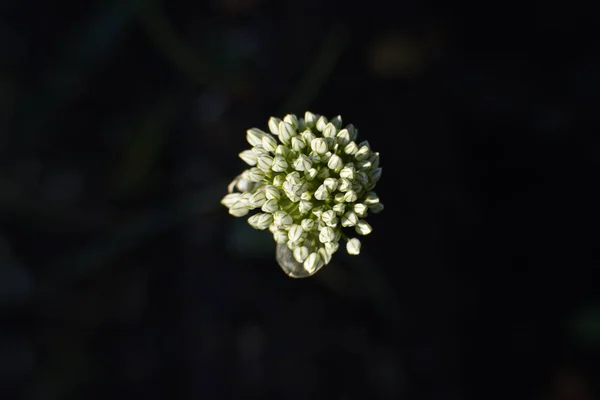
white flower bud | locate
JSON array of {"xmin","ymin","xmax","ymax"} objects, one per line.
[
  {"xmin": 311, "ymin": 137, "xmax": 328, "ymax": 154},
  {"xmin": 291, "ymin": 136, "xmax": 306, "ymax": 152},
  {"xmin": 327, "ymin": 154, "xmax": 344, "ymax": 172},
  {"xmin": 246, "ymin": 128, "xmax": 265, "ymax": 146},
  {"xmin": 272, "ymin": 174, "xmax": 285, "ymax": 187},
  {"xmin": 284, "ymin": 114, "xmax": 299, "ymax": 130},
  {"xmin": 355, "ymin": 220, "xmax": 372, "ymax": 235},
  {"xmin": 355, "ymin": 145, "xmax": 371, "ymax": 160},
  {"xmin": 322, "ymin": 122, "xmax": 337, "ymax": 138},
  {"xmin": 261, "ymin": 199, "xmax": 279, "ymax": 213},
  {"xmin": 249, "ymin": 191, "xmax": 267, "ymax": 208},
  {"xmin": 301, "ymin": 218, "xmax": 315, "ymax": 231},
  {"xmin": 325, "ymin": 239, "xmax": 339, "ymax": 252},
  {"xmin": 278, "ymin": 121, "xmax": 295, "ymax": 144},
  {"xmin": 273, "ymin": 211, "xmax": 293, "ymax": 229},
  {"xmin": 301, "ymin": 129, "xmax": 316, "ymax": 145},
  {"xmin": 303, "ymin": 252, "xmax": 322, "ymax": 274},
  {"xmin": 287, "ymin": 224, "xmax": 305, "ymax": 243},
  {"xmin": 299, "ymin": 200, "xmax": 313, "ymax": 214},
  {"xmin": 246, "ymin": 167, "xmax": 265, "ymax": 182},
  {"xmin": 314, "ymin": 184, "xmax": 329, "ymax": 201},
  {"xmin": 332, "ymin": 203, "xmax": 346, "ymax": 216},
  {"xmin": 300, "ymin": 190, "xmax": 313, "ymax": 201},
  {"xmin": 344, "ymin": 141, "xmax": 359, "ymax": 155},
  {"xmin": 256, "ymin": 155, "xmax": 274, "ymax": 172},
  {"xmin": 220, "ymin": 193, "xmax": 242, "ymax": 208},
  {"xmin": 264, "ymin": 185, "xmax": 280, "ymax": 200},
  {"xmin": 268, "ymin": 117, "xmax": 282, "ymax": 134},
  {"xmin": 337, "ymin": 178, "xmax": 351, "ymax": 192},
  {"xmin": 353, "ymin": 203, "xmax": 368, "ymax": 217},
  {"xmin": 262, "ymin": 135, "xmax": 278, "ymax": 152},
  {"xmin": 319, "ymin": 226, "xmax": 336, "ymax": 243},
  {"xmin": 336, "ymin": 129, "xmax": 351, "ymax": 146},
  {"xmin": 346, "ymin": 238, "xmax": 361, "ymax": 255},
  {"xmin": 275, "ymin": 144, "xmax": 289, "ymax": 157},
  {"xmin": 341, "ymin": 211, "xmax": 358, "ymax": 227},
  {"xmin": 323, "ymin": 177, "xmax": 338, "ymax": 192},
  {"xmin": 304, "ymin": 111, "xmax": 317, "ymax": 127},
  {"xmin": 339, "ymin": 164, "xmax": 355, "ymax": 180},
  {"xmin": 273, "ymin": 230, "xmax": 288, "ymax": 244},
  {"xmin": 283, "ymin": 181, "xmax": 300, "ymax": 202},
  {"xmin": 293, "ymin": 154, "xmax": 312, "ymax": 171},
  {"xmin": 316, "ymin": 115, "xmax": 328, "ymax": 132},
  {"xmin": 271, "ymin": 156, "xmax": 288, "ymax": 172},
  {"xmin": 293, "ymin": 246, "xmax": 309, "ymax": 263},
  {"xmin": 238, "ymin": 150, "xmax": 258, "ymax": 166},
  {"xmin": 229, "ymin": 201, "xmax": 250, "ymax": 217},
  {"xmin": 321, "ymin": 210, "xmax": 337, "ymax": 225},
  {"xmin": 305, "ymin": 168, "xmax": 318, "ymax": 181},
  {"xmin": 356, "ymin": 160, "xmax": 372, "ymax": 171},
  {"xmin": 318, "ymin": 247, "xmax": 332, "ymax": 265},
  {"xmin": 248, "ymin": 213, "xmax": 273, "ymax": 230},
  {"xmin": 334, "ymin": 193, "xmax": 345, "ymax": 203},
  {"xmin": 252, "ymin": 145, "xmax": 269, "ymax": 157}
]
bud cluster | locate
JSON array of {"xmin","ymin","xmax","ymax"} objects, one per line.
[{"xmin": 221, "ymin": 112, "xmax": 383, "ymax": 276}]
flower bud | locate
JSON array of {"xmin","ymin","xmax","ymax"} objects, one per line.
[
  {"xmin": 239, "ymin": 150, "xmax": 258, "ymax": 166},
  {"xmin": 246, "ymin": 128, "xmax": 265, "ymax": 146},
  {"xmin": 268, "ymin": 117, "xmax": 282, "ymax": 134},
  {"xmin": 341, "ymin": 211, "xmax": 358, "ymax": 227},
  {"xmin": 319, "ymin": 226, "xmax": 336, "ymax": 243},
  {"xmin": 262, "ymin": 135, "xmax": 278, "ymax": 152},
  {"xmin": 248, "ymin": 213, "xmax": 273, "ymax": 230},
  {"xmin": 327, "ymin": 154, "xmax": 344, "ymax": 172},
  {"xmin": 355, "ymin": 220, "xmax": 372, "ymax": 235},
  {"xmin": 346, "ymin": 238, "xmax": 361, "ymax": 255},
  {"xmin": 311, "ymin": 138, "xmax": 328, "ymax": 154}
]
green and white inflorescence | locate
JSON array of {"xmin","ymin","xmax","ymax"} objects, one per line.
[{"xmin": 221, "ymin": 112, "xmax": 383, "ymax": 277}]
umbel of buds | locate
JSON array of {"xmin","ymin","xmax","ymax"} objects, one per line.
[{"xmin": 221, "ymin": 112, "xmax": 383, "ymax": 278}]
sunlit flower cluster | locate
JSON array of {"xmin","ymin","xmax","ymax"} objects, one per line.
[{"xmin": 221, "ymin": 112, "xmax": 383, "ymax": 276}]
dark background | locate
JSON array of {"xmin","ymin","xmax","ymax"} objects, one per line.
[{"xmin": 1, "ymin": 1, "xmax": 599, "ymax": 399}]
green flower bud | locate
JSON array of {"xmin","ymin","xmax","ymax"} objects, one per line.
[
  {"xmin": 330, "ymin": 115, "xmax": 343, "ymax": 129},
  {"xmin": 369, "ymin": 203, "xmax": 384, "ymax": 214},
  {"xmin": 364, "ymin": 191, "xmax": 380, "ymax": 206}
]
